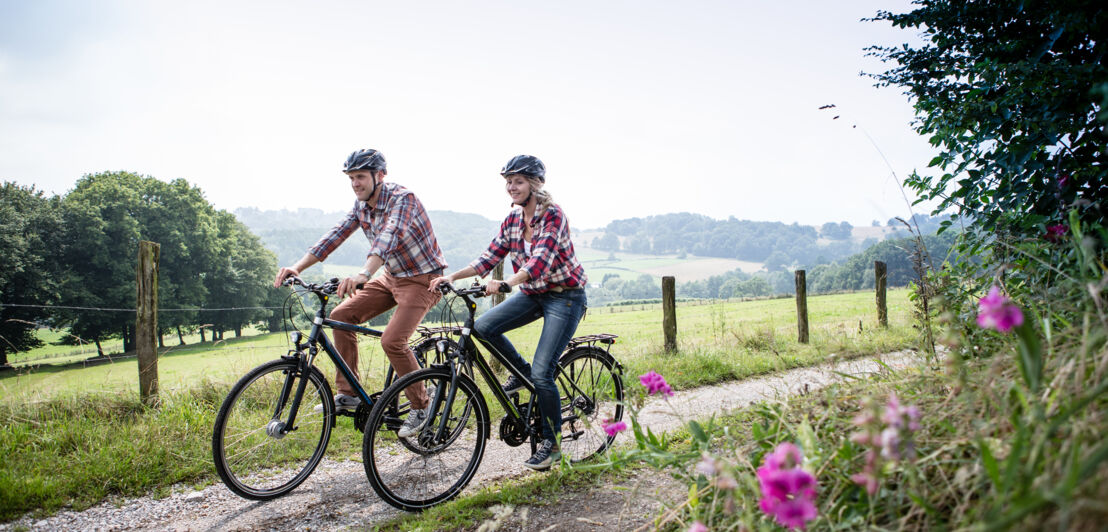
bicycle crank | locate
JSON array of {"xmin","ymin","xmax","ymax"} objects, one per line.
[{"xmin": 499, "ymin": 415, "xmax": 527, "ymax": 447}]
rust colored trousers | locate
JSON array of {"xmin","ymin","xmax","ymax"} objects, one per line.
[{"xmin": 328, "ymin": 271, "xmax": 440, "ymax": 409}]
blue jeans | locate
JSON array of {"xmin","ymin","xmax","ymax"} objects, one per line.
[{"xmin": 473, "ymin": 289, "xmax": 587, "ymax": 443}]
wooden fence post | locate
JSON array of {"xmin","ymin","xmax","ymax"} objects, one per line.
[
  {"xmin": 137, "ymin": 241, "xmax": 160, "ymax": 406},
  {"xmin": 662, "ymin": 276, "xmax": 677, "ymax": 352},
  {"xmin": 795, "ymin": 270, "xmax": 809, "ymax": 344},
  {"xmin": 491, "ymin": 262, "xmax": 506, "ymax": 307},
  {"xmin": 875, "ymin": 261, "xmax": 888, "ymax": 327}
]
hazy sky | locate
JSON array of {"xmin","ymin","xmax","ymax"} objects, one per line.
[{"xmin": 0, "ymin": 0, "xmax": 936, "ymax": 229}]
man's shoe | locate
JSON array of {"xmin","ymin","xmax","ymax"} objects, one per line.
[
  {"xmin": 501, "ymin": 375, "xmax": 526, "ymax": 395},
  {"xmin": 314, "ymin": 394, "xmax": 361, "ymax": 413},
  {"xmin": 397, "ymin": 407, "xmax": 430, "ymax": 438},
  {"xmin": 523, "ymin": 439, "xmax": 561, "ymax": 471}
]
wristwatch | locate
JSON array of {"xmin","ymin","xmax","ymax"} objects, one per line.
[{"xmin": 358, "ymin": 269, "xmax": 371, "ymax": 278}]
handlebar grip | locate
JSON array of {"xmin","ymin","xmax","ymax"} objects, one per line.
[{"xmin": 498, "ymin": 283, "xmax": 512, "ymax": 294}]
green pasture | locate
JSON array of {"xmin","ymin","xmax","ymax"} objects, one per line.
[{"xmin": 0, "ymin": 289, "xmax": 916, "ymax": 521}]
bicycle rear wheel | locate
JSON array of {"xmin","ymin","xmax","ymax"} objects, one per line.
[
  {"xmin": 557, "ymin": 346, "xmax": 624, "ymax": 463},
  {"xmin": 212, "ymin": 359, "xmax": 333, "ymax": 500},
  {"xmin": 363, "ymin": 367, "xmax": 489, "ymax": 511}
]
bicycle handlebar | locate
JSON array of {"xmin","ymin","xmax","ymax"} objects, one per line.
[
  {"xmin": 436, "ymin": 281, "xmax": 512, "ymax": 298},
  {"xmin": 282, "ymin": 275, "xmax": 343, "ymax": 295}
]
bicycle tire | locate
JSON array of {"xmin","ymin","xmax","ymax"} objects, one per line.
[
  {"xmin": 362, "ymin": 367, "xmax": 490, "ymax": 511},
  {"xmin": 212, "ymin": 359, "xmax": 333, "ymax": 500},
  {"xmin": 556, "ymin": 346, "xmax": 625, "ymax": 463}
]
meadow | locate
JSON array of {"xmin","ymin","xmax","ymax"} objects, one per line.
[{"xmin": 0, "ymin": 289, "xmax": 915, "ymax": 521}]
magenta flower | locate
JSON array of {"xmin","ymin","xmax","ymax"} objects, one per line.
[
  {"xmin": 1058, "ymin": 174, "xmax": 1070, "ymax": 188},
  {"xmin": 602, "ymin": 419, "xmax": 627, "ymax": 437},
  {"xmin": 757, "ymin": 442, "xmax": 818, "ymax": 530},
  {"xmin": 976, "ymin": 286, "xmax": 1024, "ymax": 333},
  {"xmin": 1045, "ymin": 224, "xmax": 1068, "ymax": 242},
  {"xmin": 688, "ymin": 522, "xmax": 708, "ymax": 532},
  {"xmin": 639, "ymin": 370, "xmax": 674, "ymax": 397}
]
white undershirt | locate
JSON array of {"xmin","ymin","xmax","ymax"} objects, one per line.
[{"xmin": 524, "ymin": 241, "xmax": 532, "ymax": 255}]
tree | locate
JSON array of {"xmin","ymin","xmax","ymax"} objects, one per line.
[
  {"xmin": 868, "ymin": 1, "xmax": 1108, "ymax": 235},
  {"xmin": 820, "ymin": 221, "xmax": 852, "ymax": 240},
  {"xmin": 205, "ymin": 211, "xmax": 278, "ymax": 339},
  {"xmin": 58, "ymin": 172, "xmax": 227, "ymax": 354},
  {"xmin": 591, "ymin": 232, "xmax": 620, "ymax": 251},
  {"xmin": 0, "ymin": 183, "xmax": 65, "ymax": 366}
]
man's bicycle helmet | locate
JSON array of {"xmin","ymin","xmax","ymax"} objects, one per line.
[
  {"xmin": 343, "ymin": 149, "xmax": 387, "ymax": 172},
  {"xmin": 500, "ymin": 155, "xmax": 545, "ymax": 182}
]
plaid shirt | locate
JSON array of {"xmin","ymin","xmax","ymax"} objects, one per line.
[
  {"xmin": 470, "ymin": 204, "xmax": 587, "ymax": 295},
  {"xmin": 308, "ymin": 182, "xmax": 447, "ymax": 277}
]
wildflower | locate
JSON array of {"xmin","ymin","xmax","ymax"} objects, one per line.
[
  {"xmin": 757, "ymin": 442, "xmax": 818, "ymax": 530},
  {"xmin": 1045, "ymin": 224, "xmax": 1067, "ymax": 242},
  {"xmin": 602, "ymin": 419, "xmax": 627, "ymax": 437},
  {"xmin": 639, "ymin": 370, "xmax": 674, "ymax": 397},
  {"xmin": 976, "ymin": 286, "xmax": 1024, "ymax": 333},
  {"xmin": 695, "ymin": 452, "xmax": 719, "ymax": 476},
  {"xmin": 851, "ymin": 392, "xmax": 922, "ymax": 494},
  {"xmin": 688, "ymin": 522, "xmax": 709, "ymax": 532}
]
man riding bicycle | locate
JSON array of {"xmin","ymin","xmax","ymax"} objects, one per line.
[{"xmin": 274, "ymin": 148, "xmax": 446, "ymax": 438}]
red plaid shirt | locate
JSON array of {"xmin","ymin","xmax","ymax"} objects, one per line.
[
  {"xmin": 470, "ymin": 204, "xmax": 587, "ymax": 295},
  {"xmin": 308, "ymin": 182, "xmax": 447, "ymax": 277}
]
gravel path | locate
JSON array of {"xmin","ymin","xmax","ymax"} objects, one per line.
[{"xmin": 1, "ymin": 350, "xmax": 924, "ymax": 531}]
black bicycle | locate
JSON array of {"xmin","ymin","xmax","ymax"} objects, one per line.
[
  {"xmin": 361, "ymin": 281, "xmax": 626, "ymax": 511},
  {"xmin": 211, "ymin": 276, "xmax": 454, "ymax": 500}
]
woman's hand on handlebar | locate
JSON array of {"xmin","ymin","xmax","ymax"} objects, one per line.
[
  {"xmin": 485, "ymin": 279, "xmax": 512, "ymax": 296},
  {"xmin": 428, "ymin": 275, "xmax": 454, "ymax": 293}
]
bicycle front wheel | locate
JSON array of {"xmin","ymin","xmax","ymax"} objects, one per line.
[
  {"xmin": 363, "ymin": 367, "xmax": 489, "ymax": 511},
  {"xmin": 212, "ymin": 359, "xmax": 333, "ymax": 500},
  {"xmin": 557, "ymin": 346, "xmax": 625, "ymax": 463}
]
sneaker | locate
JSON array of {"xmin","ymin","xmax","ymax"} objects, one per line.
[
  {"xmin": 314, "ymin": 394, "xmax": 360, "ymax": 413},
  {"xmin": 397, "ymin": 407, "xmax": 430, "ymax": 438},
  {"xmin": 523, "ymin": 439, "xmax": 561, "ymax": 471},
  {"xmin": 501, "ymin": 375, "xmax": 526, "ymax": 395}
]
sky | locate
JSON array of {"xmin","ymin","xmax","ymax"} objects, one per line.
[{"xmin": 0, "ymin": 0, "xmax": 937, "ymax": 230}]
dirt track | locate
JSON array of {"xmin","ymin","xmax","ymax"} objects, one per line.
[{"xmin": 0, "ymin": 350, "xmax": 924, "ymax": 531}]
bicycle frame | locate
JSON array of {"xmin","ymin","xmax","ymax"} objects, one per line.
[
  {"xmin": 278, "ymin": 280, "xmax": 386, "ymax": 432},
  {"xmin": 422, "ymin": 285, "xmax": 567, "ymax": 448}
]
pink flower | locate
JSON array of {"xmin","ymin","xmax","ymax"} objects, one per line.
[
  {"xmin": 1058, "ymin": 174, "xmax": 1070, "ymax": 188},
  {"xmin": 688, "ymin": 522, "xmax": 708, "ymax": 532},
  {"xmin": 1045, "ymin": 224, "xmax": 1067, "ymax": 242},
  {"xmin": 757, "ymin": 442, "xmax": 818, "ymax": 530},
  {"xmin": 639, "ymin": 371, "xmax": 674, "ymax": 397},
  {"xmin": 602, "ymin": 419, "xmax": 627, "ymax": 437},
  {"xmin": 695, "ymin": 452, "xmax": 719, "ymax": 476},
  {"xmin": 976, "ymin": 286, "xmax": 1024, "ymax": 333}
]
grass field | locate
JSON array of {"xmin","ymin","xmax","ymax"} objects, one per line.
[{"xmin": 0, "ymin": 288, "xmax": 916, "ymax": 520}]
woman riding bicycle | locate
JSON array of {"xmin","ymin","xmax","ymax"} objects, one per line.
[{"xmin": 429, "ymin": 154, "xmax": 588, "ymax": 471}]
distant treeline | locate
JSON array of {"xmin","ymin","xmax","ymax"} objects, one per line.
[
  {"xmin": 584, "ymin": 230, "xmax": 960, "ymax": 306},
  {"xmin": 589, "ymin": 212, "xmax": 950, "ymax": 270}
]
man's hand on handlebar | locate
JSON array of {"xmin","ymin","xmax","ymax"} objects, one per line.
[
  {"xmin": 274, "ymin": 267, "xmax": 300, "ymax": 288},
  {"xmin": 336, "ymin": 272, "xmax": 369, "ymax": 299}
]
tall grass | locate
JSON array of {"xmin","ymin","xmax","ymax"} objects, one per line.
[{"xmin": 0, "ymin": 289, "xmax": 915, "ymax": 521}]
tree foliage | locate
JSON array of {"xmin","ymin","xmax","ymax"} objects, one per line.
[
  {"xmin": 4, "ymin": 172, "xmax": 281, "ymax": 355},
  {"xmin": 0, "ymin": 183, "xmax": 65, "ymax": 364},
  {"xmin": 867, "ymin": 0, "xmax": 1107, "ymax": 236}
]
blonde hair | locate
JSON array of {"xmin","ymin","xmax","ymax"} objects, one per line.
[{"xmin": 527, "ymin": 176, "xmax": 553, "ymax": 218}]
